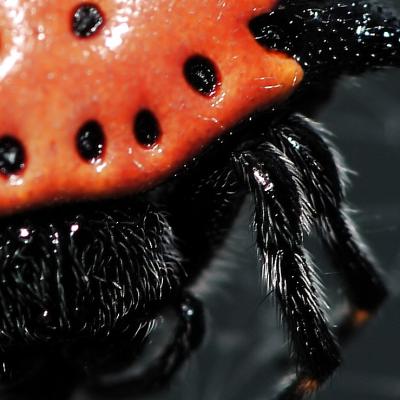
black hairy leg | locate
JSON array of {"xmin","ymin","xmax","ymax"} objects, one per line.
[
  {"xmin": 266, "ymin": 115, "xmax": 387, "ymax": 338},
  {"xmin": 169, "ymin": 111, "xmax": 387, "ymax": 399},
  {"xmin": 87, "ymin": 292, "xmax": 205, "ymax": 398},
  {"xmin": 169, "ymin": 133, "xmax": 340, "ymax": 398},
  {"xmin": 233, "ymin": 145, "xmax": 341, "ymax": 399},
  {"xmin": 243, "ymin": 115, "xmax": 388, "ymax": 398}
]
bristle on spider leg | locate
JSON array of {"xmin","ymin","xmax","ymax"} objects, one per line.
[
  {"xmin": 269, "ymin": 114, "xmax": 387, "ymax": 335},
  {"xmin": 233, "ymin": 146, "xmax": 341, "ymax": 399}
]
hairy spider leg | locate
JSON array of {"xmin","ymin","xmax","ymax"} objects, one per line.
[
  {"xmin": 88, "ymin": 293, "xmax": 205, "ymax": 397},
  {"xmin": 268, "ymin": 115, "xmax": 387, "ymax": 337},
  {"xmin": 162, "ymin": 109, "xmax": 389, "ymax": 399},
  {"xmin": 233, "ymin": 145, "xmax": 341, "ymax": 399},
  {"xmin": 165, "ymin": 125, "xmax": 345, "ymax": 399},
  {"xmin": 236, "ymin": 114, "xmax": 386, "ymax": 399}
]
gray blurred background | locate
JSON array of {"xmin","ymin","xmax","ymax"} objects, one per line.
[{"xmin": 75, "ymin": 2, "xmax": 400, "ymax": 399}]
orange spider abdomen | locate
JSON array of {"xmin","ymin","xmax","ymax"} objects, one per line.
[{"xmin": 0, "ymin": 0, "xmax": 303, "ymax": 215}]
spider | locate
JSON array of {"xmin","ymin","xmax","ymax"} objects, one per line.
[{"xmin": 0, "ymin": 0, "xmax": 398, "ymax": 399}]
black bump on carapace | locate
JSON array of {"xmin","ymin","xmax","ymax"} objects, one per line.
[
  {"xmin": 249, "ymin": 0, "xmax": 400, "ymax": 84},
  {"xmin": 134, "ymin": 110, "xmax": 161, "ymax": 148},
  {"xmin": 73, "ymin": 3, "xmax": 104, "ymax": 38},
  {"xmin": 184, "ymin": 55, "xmax": 219, "ymax": 96},
  {"xmin": 0, "ymin": 136, "xmax": 25, "ymax": 176},
  {"xmin": 76, "ymin": 120, "xmax": 105, "ymax": 162}
]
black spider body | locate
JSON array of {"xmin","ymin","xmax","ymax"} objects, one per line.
[{"xmin": 0, "ymin": 1, "xmax": 399, "ymax": 399}]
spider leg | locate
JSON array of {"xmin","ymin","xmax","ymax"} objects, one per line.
[
  {"xmin": 268, "ymin": 114, "xmax": 387, "ymax": 339},
  {"xmin": 233, "ymin": 145, "xmax": 341, "ymax": 399},
  {"xmin": 88, "ymin": 293, "xmax": 205, "ymax": 397},
  {"xmin": 156, "ymin": 111, "xmax": 387, "ymax": 398}
]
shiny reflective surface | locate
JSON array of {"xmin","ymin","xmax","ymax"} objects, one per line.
[
  {"xmin": 0, "ymin": 0, "xmax": 302, "ymax": 216},
  {"xmin": 72, "ymin": 3, "xmax": 104, "ymax": 38},
  {"xmin": 76, "ymin": 119, "xmax": 105, "ymax": 161},
  {"xmin": 0, "ymin": 135, "xmax": 25, "ymax": 175},
  {"xmin": 184, "ymin": 55, "xmax": 220, "ymax": 97},
  {"xmin": 250, "ymin": 0, "xmax": 400, "ymax": 83},
  {"xmin": 134, "ymin": 109, "xmax": 161, "ymax": 148}
]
